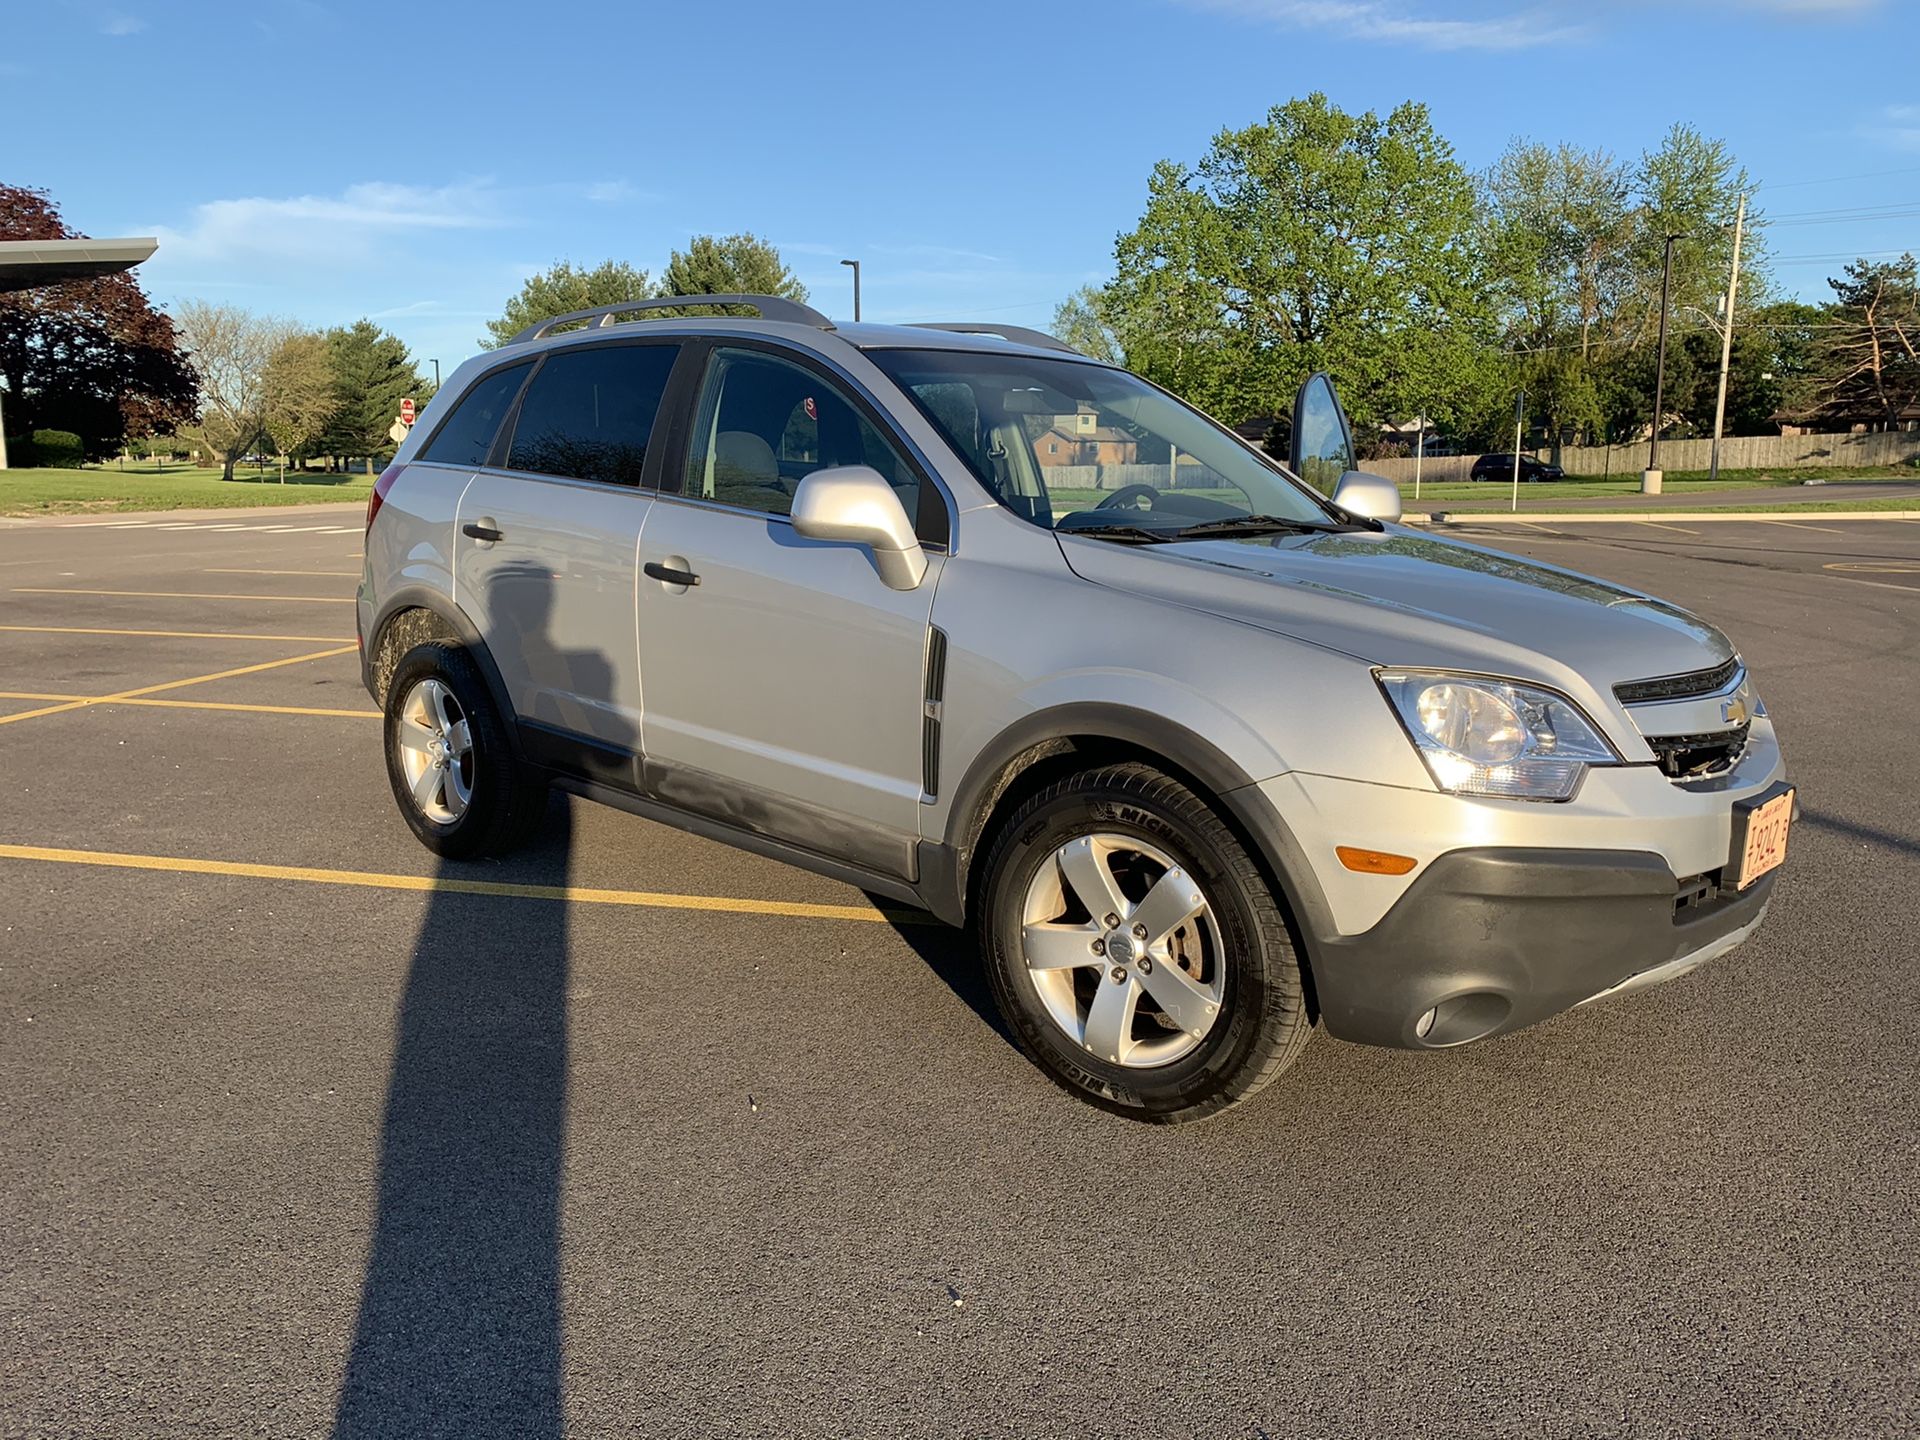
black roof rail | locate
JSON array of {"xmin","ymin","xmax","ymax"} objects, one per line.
[
  {"xmin": 510, "ymin": 294, "xmax": 835, "ymax": 346},
  {"xmin": 908, "ymin": 322, "xmax": 1083, "ymax": 356}
]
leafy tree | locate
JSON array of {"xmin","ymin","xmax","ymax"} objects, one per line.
[
  {"xmin": 482, "ymin": 259, "xmax": 652, "ymax": 349},
  {"xmin": 1102, "ymin": 94, "xmax": 1501, "ymax": 441},
  {"xmin": 0, "ymin": 184, "xmax": 198, "ymax": 457},
  {"xmin": 321, "ymin": 319, "xmax": 424, "ymax": 469},
  {"xmin": 262, "ymin": 331, "xmax": 338, "ymax": 464},
  {"xmin": 1049, "ymin": 285, "xmax": 1123, "ymax": 363},
  {"xmin": 1804, "ymin": 256, "xmax": 1919, "ymax": 429},
  {"xmin": 173, "ymin": 300, "xmax": 297, "ymax": 479},
  {"xmin": 655, "ymin": 233, "xmax": 808, "ymax": 316}
]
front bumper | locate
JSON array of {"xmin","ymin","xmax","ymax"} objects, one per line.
[{"xmin": 1309, "ymin": 847, "xmax": 1775, "ymax": 1048}]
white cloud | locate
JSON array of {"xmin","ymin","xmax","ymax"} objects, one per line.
[
  {"xmin": 1175, "ymin": 0, "xmax": 1584, "ymax": 50},
  {"xmin": 583, "ymin": 179, "xmax": 638, "ymax": 204},
  {"xmin": 149, "ymin": 180, "xmax": 511, "ymax": 267},
  {"xmin": 1726, "ymin": 0, "xmax": 1878, "ymax": 10},
  {"xmin": 1864, "ymin": 103, "xmax": 1920, "ymax": 150},
  {"xmin": 99, "ymin": 10, "xmax": 147, "ymax": 35}
]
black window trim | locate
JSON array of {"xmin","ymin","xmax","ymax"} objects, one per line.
[
  {"xmin": 487, "ymin": 333, "xmax": 688, "ymax": 493},
  {"xmin": 656, "ymin": 336, "xmax": 954, "ymax": 551}
]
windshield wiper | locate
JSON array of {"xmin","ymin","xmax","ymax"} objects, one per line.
[
  {"xmin": 1170, "ymin": 514, "xmax": 1351, "ymax": 539},
  {"xmin": 1054, "ymin": 523, "xmax": 1183, "ymax": 545}
]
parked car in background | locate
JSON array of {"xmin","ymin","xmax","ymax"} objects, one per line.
[
  {"xmin": 1471, "ymin": 453, "xmax": 1565, "ymax": 483},
  {"xmin": 359, "ymin": 296, "xmax": 1790, "ymax": 1123}
]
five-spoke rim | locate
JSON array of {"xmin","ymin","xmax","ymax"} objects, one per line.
[
  {"xmin": 1019, "ymin": 833, "xmax": 1226, "ymax": 1068},
  {"xmin": 395, "ymin": 677, "xmax": 474, "ymax": 824}
]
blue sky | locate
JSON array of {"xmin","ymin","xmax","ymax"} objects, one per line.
[{"xmin": 9, "ymin": 0, "xmax": 1918, "ymax": 370}]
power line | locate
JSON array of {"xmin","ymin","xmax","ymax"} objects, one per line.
[{"xmin": 1755, "ymin": 165, "xmax": 1920, "ymax": 193}]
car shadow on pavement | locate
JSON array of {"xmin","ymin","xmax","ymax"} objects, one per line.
[
  {"xmin": 333, "ymin": 565, "xmax": 627, "ymax": 1439},
  {"xmin": 873, "ymin": 905, "xmax": 1016, "ymax": 1048}
]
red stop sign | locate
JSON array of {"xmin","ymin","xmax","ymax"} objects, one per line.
[{"xmin": 400, "ymin": 397, "xmax": 416, "ymax": 426}]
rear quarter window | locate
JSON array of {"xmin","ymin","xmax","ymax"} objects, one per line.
[
  {"xmin": 419, "ymin": 362, "xmax": 533, "ymax": 468},
  {"xmin": 506, "ymin": 343, "xmax": 681, "ymax": 486}
]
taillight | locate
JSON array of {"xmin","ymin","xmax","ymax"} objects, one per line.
[{"xmin": 367, "ymin": 463, "xmax": 404, "ymax": 533}]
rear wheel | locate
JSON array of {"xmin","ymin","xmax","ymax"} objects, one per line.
[
  {"xmin": 978, "ymin": 762, "xmax": 1312, "ymax": 1123},
  {"xmin": 383, "ymin": 642, "xmax": 546, "ymax": 858}
]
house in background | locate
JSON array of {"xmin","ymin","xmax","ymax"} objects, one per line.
[{"xmin": 1035, "ymin": 408, "xmax": 1140, "ymax": 467}]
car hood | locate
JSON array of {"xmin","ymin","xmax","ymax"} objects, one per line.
[{"xmin": 1057, "ymin": 525, "xmax": 1734, "ymax": 710}]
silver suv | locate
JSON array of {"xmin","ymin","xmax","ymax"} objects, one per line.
[{"xmin": 359, "ymin": 295, "xmax": 1792, "ymax": 1122}]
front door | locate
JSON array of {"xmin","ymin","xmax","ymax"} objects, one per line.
[
  {"xmin": 635, "ymin": 344, "xmax": 940, "ymax": 878},
  {"xmin": 456, "ymin": 339, "xmax": 681, "ymax": 784}
]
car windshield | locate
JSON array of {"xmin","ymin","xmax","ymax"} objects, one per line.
[{"xmin": 865, "ymin": 348, "xmax": 1340, "ymax": 538}]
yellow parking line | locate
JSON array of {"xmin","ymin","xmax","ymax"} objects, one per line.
[
  {"xmin": 0, "ymin": 645, "xmax": 357, "ymax": 727},
  {"xmin": 205, "ymin": 568, "xmax": 362, "ymax": 577},
  {"xmin": 1753, "ymin": 518, "xmax": 1848, "ymax": 535},
  {"xmin": 0, "ymin": 624, "xmax": 355, "ymax": 643},
  {"xmin": 14, "ymin": 587, "xmax": 352, "ymax": 604},
  {"xmin": 0, "ymin": 691, "xmax": 378, "ymax": 719},
  {"xmin": 1636, "ymin": 520, "xmax": 1700, "ymax": 535},
  {"xmin": 0, "ymin": 842, "xmax": 926, "ymax": 925}
]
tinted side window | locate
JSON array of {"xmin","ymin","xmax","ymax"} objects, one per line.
[
  {"xmin": 420, "ymin": 362, "xmax": 532, "ymax": 468},
  {"xmin": 506, "ymin": 343, "xmax": 680, "ymax": 486},
  {"xmin": 683, "ymin": 348, "xmax": 920, "ymax": 520}
]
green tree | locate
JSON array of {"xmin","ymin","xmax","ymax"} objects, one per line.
[
  {"xmin": 262, "ymin": 331, "xmax": 338, "ymax": 465},
  {"xmin": 482, "ymin": 259, "xmax": 652, "ymax": 349},
  {"xmin": 1806, "ymin": 256, "xmax": 1919, "ymax": 429},
  {"xmin": 655, "ymin": 233, "xmax": 808, "ymax": 316},
  {"xmin": 1102, "ymin": 94, "xmax": 1501, "ymax": 442},
  {"xmin": 1049, "ymin": 285, "xmax": 1123, "ymax": 363},
  {"xmin": 321, "ymin": 320, "xmax": 424, "ymax": 470}
]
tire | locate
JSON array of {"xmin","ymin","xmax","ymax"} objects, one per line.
[
  {"xmin": 383, "ymin": 642, "xmax": 547, "ymax": 859},
  {"xmin": 977, "ymin": 762, "xmax": 1312, "ymax": 1123}
]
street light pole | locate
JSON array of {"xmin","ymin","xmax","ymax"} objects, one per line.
[
  {"xmin": 430, "ymin": 358, "xmax": 441, "ymax": 390},
  {"xmin": 1644, "ymin": 232, "xmax": 1684, "ymax": 495},
  {"xmin": 1708, "ymin": 193, "xmax": 1747, "ymax": 484},
  {"xmin": 839, "ymin": 258, "xmax": 861, "ymax": 321}
]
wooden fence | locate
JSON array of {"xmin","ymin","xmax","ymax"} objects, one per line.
[{"xmin": 1361, "ymin": 429, "xmax": 1920, "ymax": 483}]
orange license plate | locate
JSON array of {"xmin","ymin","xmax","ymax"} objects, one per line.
[{"xmin": 1733, "ymin": 787, "xmax": 1793, "ymax": 889}]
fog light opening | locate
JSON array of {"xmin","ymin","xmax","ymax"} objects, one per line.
[{"xmin": 1413, "ymin": 992, "xmax": 1512, "ymax": 1047}]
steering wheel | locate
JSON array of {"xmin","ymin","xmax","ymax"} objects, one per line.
[{"xmin": 1096, "ymin": 483, "xmax": 1162, "ymax": 511}]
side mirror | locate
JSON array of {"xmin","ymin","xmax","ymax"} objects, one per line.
[
  {"xmin": 1330, "ymin": 470, "xmax": 1403, "ymax": 523},
  {"xmin": 791, "ymin": 465, "xmax": 928, "ymax": 591}
]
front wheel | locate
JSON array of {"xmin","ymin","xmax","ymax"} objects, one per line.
[
  {"xmin": 978, "ymin": 763, "xmax": 1313, "ymax": 1123},
  {"xmin": 383, "ymin": 642, "xmax": 547, "ymax": 859}
]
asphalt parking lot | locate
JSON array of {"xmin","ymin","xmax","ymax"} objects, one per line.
[{"xmin": 1, "ymin": 508, "xmax": 1915, "ymax": 1439}]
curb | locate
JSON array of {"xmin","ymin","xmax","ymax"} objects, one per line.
[{"xmin": 1405, "ymin": 509, "xmax": 1920, "ymax": 525}]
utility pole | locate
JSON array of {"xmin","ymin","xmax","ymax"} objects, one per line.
[
  {"xmin": 1708, "ymin": 194, "xmax": 1747, "ymax": 484},
  {"xmin": 1643, "ymin": 232, "xmax": 1684, "ymax": 495},
  {"xmin": 840, "ymin": 258, "xmax": 862, "ymax": 321}
]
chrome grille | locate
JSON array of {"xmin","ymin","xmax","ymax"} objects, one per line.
[
  {"xmin": 1646, "ymin": 722, "xmax": 1751, "ymax": 779},
  {"xmin": 1614, "ymin": 657, "xmax": 1741, "ymax": 706}
]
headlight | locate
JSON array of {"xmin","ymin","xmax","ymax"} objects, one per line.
[{"xmin": 1377, "ymin": 671, "xmax": 1619, "ymax": 800}]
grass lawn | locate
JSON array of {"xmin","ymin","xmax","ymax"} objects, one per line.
[
  {"xmin": 0, "ymin": 464, "xmax": 374, "ymax": 517},
  {"xmin": 1400, "ymin": 464, "xmax": 1916, "ymax": 505}
]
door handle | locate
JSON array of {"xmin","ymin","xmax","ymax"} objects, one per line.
[
  {"xmin": 643, "ymin": 561, "xmax": 701, "ymax": 588},
  {"xmin": 462, "ymin": 521, "xmax": 503, "ymax": 542}
]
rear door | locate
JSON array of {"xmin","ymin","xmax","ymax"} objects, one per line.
[
  {"xmin": 456, "ymin": 339, "xmax": 681, "ymax": 785},
  {"xmin": 633, "ymin": 342, "xmax": 944, "ymax": 878}
]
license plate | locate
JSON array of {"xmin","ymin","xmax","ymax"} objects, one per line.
[{"xmin": 1732, "ymin": 786, "xmax": 1793, "ymax": 889}]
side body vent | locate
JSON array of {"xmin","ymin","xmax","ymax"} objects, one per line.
[{"xmin": 921, "ymin": 626, "xmax": 948, "ymax": 801}]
